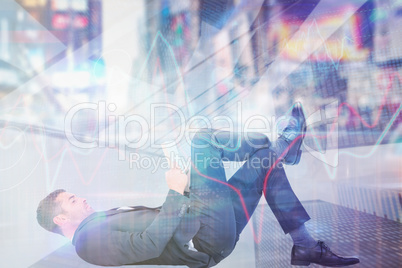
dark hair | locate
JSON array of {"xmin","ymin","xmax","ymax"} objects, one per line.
[{"xmin": 36, "ymin": 189, "xmax": 66, "ymax": 236}]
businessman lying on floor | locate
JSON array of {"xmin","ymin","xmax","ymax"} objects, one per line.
[{"xmin": 37, "ymin": 103, "xmax": 359, "ymax": 267}]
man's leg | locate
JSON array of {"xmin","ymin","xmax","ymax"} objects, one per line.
[
  {"xmin": 226, "ymin": 147, "xmax": 310, "ymax": 238},
  {"xmin": 189, "ymin": 129, "xmax": 310, "ymax": 260},
  {"xmin": 199, "ymin": 130, "xmax": 311, "ymax": 240},
  {"xmin": 189, "ymin": 129, "xmax": 270, "ymax": 263},
  {"xmin": 216, "ymin": 127, "xmax": 359, "ymax": 267}
]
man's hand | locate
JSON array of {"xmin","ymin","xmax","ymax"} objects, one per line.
[{"xmin": 165, "ymin": 166, "xmax": 188, "ymax": 195}]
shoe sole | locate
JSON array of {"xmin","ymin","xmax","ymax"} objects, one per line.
[
  {"xmin": 293, "ymin": 149, "xmax": 302, "ymax": 165},
  {"xmin": 286, "ymin": 121, "xmax": 306, "ymax": 165},
  {"xmin": 291, "ymin": 260, "xmax": 310, "ymax": 266},
  {"xmin": 291, "ymin": 259, "xmax": 359, "ymax": 267}
]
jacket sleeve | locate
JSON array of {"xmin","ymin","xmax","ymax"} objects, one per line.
[{"xmin": 75, "ymin": 190, "xmax": 190, "ymax": 266}]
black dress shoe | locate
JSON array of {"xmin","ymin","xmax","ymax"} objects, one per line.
[
  {"xmin": 279, "ymin": 102, "xmax": 306, "ymax": 165},
  {"xmin": 291, "ymin": 241, "xmax": 360, "ymax": 267}
]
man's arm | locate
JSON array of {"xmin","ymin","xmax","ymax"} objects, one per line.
[
  {"xmin": 165, "ymin": 166, "xmax": 189, "ymax": 195},
  {"xmin": 75, "ymin": 168, "xmax": 190, "ymax": 266}
]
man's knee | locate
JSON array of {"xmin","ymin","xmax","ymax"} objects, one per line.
[
  {"xmin": 191, "ymin": 129, "xmax": 215, "ymax": 148},
  {"xmin": 244, "ymin": 132, "xmax": 271, "ymax": 149}
]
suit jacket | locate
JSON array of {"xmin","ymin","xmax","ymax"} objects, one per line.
[{"xmin": 72, "ymin": 190, "xmax": 215, "ymax": 267}]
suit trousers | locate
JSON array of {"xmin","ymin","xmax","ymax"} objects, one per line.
[{"xmin": 189, "ymin": 129, "xmax": 310, "ymax": 264}]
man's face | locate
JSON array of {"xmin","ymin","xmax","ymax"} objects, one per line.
[{"xmin": 56, "ymin": 192, "xmax": 95, "ymax": 225}]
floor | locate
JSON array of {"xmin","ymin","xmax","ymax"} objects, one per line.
[{"xmin": 253, "ymin": 200, "xmax": 402, "ymax": 268}]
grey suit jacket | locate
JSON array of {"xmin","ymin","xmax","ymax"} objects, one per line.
[{"xmin": 72, "ymin": 190, "xmax": 215, "ymax": 267}]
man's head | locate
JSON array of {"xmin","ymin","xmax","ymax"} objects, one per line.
[{"xmin": 37, "ymin": 189, "xmax": 95, "ymax": 238}]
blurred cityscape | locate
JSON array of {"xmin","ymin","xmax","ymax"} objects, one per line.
[
  {"xmin": 0, "ymin": 1, "xmax": 401, "ymax": 267},
  {"xmin": 0, "ymin": 0, "xmax": 401, "ymax": 149}
]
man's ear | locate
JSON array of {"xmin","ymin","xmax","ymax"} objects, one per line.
[{"xmin": 53, "ymin": 215, "xmax": 67, "ymax": 226}]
